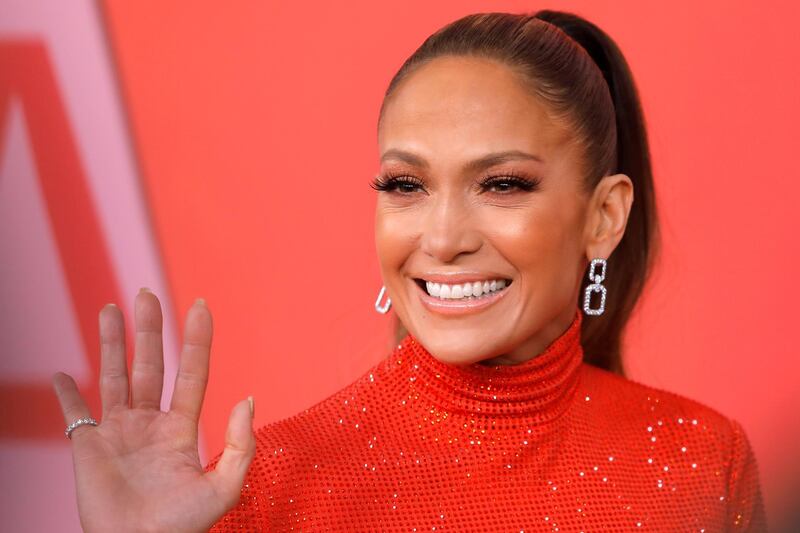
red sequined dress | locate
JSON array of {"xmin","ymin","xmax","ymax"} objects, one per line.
[{"xmin": 205, "ymin": 307, "xmax": 767, "ymax": 531}]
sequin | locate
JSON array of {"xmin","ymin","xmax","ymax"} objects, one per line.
[{"xmin": 206, "ymin": 307, "xmax": 767, "ymax": 531}]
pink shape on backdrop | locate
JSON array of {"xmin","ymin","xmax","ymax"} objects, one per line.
[{"xmin": 0, "ymin": 1, "xmax": 188, "ymax": 531}]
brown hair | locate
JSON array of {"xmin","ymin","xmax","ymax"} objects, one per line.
[{"xmin": 378, "ymin": 10, "xmax": 660, "ymax": 376}]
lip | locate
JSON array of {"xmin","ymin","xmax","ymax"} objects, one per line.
[{"xmin": 412, "ymin": 276, "xmax": 511, "ymax": 316}]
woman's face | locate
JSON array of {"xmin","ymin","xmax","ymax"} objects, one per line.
[{"xmin": 375, "ymin": 55, "xmax": 631, "ymax": 366}]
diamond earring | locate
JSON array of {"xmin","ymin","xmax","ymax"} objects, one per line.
[
  {"xmin": 583, "ymin": 258, "xmax": 607, "ymax": 316},
  {"xmin": 375, "ymin": 285, "xmax": 392, "ymax": 314}
]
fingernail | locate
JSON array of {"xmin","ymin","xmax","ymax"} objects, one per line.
[
  {"xmin": 139, "ymin": 287, "xmax": 152, "ymax": 294},
  {"xmin": 248, "ymin": 395, "xmax": 255, "ymax": 417},
  {"xmin": 195, "ymin": 297, "xmax": 206, "ymax": 306}
]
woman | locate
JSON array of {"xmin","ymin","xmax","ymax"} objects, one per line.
[{"xmin": 52, "ymin": 10, "xmax": 767, "ymax": 532}]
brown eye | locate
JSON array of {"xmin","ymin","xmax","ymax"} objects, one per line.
[
  {"xmin": 395, "ymin": 180, "xmax": 422, "ymax": 193},
  {"xmin": 486, "ymin": 180, "xmax": 515, "ymax": 193},
  {"xmin": 481, "ymin": 175, "xmax": 541, "ymax": 193},
  {"xmin": 370, "ymin": 175, "xmax": 426, "ymax": 194}
]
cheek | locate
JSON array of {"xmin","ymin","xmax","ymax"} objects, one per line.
[
  {"xmin": 374, "ymin": 209, "xmax": 413, "ymax": 272},
  {"xmin": 485, "ymin": 205, "xmax": 579, "ymax": 282}
]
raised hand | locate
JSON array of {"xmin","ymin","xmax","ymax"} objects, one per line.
[{"xmin": 52, "ymin": 289, "xmax": 256, "ymax": 533}]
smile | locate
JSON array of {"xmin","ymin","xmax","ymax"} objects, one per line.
[
  {"xmin": 414, "ymin": 278, "xmax": 511, "ymax": 300},
  {"xmin": 412, "ymin": 276, "xmax": 513, "ymax": 315}
]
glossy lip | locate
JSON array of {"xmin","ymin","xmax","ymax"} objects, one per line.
[{"xmin": 412, "ymin": 276, "xmax": 511, "ymax": 316}]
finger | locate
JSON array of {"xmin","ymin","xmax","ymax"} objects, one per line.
[
  {"xmin": 204, "ymin": 398, "xmax": 256, "ymax": 510},
  {"xmin": 99, "ymin": 303, "xmax": 129, "ymax": 419},
  {"xmin": 169, "ymin": 298, "xmax": 212, "ymax": 423},
  {"xmin": 130, "ymin": 288, "xmax": 164, "ymax": 410},
  {"xmin": 52, "ymin": 371, "xmax": 94, "ymax": 439}
]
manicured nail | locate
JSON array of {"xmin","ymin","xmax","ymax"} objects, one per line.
[
  {"xmin": 195, "ymin": 297, "xmax": 206, "ymax": 306},
  {"xmin": 139, "ymin": 287, "xmax": 152, "ymax": 294},
  {"xmin": 248, "ymin": 395, "xmax": 254, "ymax": 417}
]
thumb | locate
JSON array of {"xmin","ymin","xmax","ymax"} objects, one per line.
[{"xmin": 204, "ymin": 397, "xmax": 257, "ymax": 508}]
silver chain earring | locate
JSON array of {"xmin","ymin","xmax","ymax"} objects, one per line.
[
  {"xmin": 374, "ymin": 285, "xmax": 392, "ymax": 314},
  {"xmin": 583, "ymin": 258, "xmax": 607, "ymax": 316}
]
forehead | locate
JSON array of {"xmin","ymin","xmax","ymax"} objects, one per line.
[{"xmin": 378, "ymin": 55, "xmax": 573, "ymax": 162}]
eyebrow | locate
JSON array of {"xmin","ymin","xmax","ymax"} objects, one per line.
[{"xmin": 379, "ymin": 149, "xmax": 545, "ymax": 171}]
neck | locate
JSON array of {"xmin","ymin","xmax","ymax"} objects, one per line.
[{"xmin": 396, "ymin": 308, "xmax": 585, "ymax": 426}]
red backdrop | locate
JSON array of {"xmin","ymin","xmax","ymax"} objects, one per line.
[{"xmin": 1, "ymin": 1, "xmax": 797, "ymax": 530}]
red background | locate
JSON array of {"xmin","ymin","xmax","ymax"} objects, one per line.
[
  {"xmin": 1, "ymin": 1, "xmax": 796, "ymax": 529},
  {"xmin": 100, "ymin": 1, "xmax": 800, "ymax": 526}
]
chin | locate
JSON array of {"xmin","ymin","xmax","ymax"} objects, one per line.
[{"xmin": 413, "ymin": 329, "xmax": 502, "ymax": 367}]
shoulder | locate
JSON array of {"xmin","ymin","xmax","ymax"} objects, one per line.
[
  {"xmin": 576, "ymin": 365, "xmax": 766, "ymax": 528},
  {"xmin": 579, "ymin": 362, "xmax": 739, "ymax": 432},
  {"xmin": 576, "ymin": 363, "xmax": 760, "ymax": 487},
  {"xmin": 260, "ymin": 349, "xmax": 400, "ymax": 440},
  {"xmin": 218, "ymin": 349, "xmax": 400, "ymax": 475},
  {"xmin": 205, "ymin": 353, "xmax": 397, "ymax": 529}
]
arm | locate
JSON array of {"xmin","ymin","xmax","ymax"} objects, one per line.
[{"xmin": 726, "ymin": 419, "xmax": 768, "ymax": 531}]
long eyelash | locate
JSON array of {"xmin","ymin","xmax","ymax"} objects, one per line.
[
  {"xmin": 369, "ymin": 169, "xmax": 541, "ymax": 193},
  {"xmin": 370, "ymin": 172, "xmax": 424, "ymax": 192},
  {"xmin": 480, "ymin": 169, "xmax": 541, "ymax": 192}
]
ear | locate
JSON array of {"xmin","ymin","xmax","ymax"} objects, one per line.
[{"xmin": 583, "ymin": 173, "xmax": 634, "ymax": 260}]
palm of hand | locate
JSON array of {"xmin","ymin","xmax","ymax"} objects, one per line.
[{"xmin": 53, "ymin": 290, "xmax": 256, "ymax": 533}]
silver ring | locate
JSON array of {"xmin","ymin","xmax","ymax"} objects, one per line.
[{"xmin": 65, "ymin": 417, "xmax": 98, "ymax": 439}]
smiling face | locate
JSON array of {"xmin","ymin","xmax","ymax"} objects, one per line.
[{"xmin": 375, "ymin": 55, "xmax": 630, "ymax": 366}]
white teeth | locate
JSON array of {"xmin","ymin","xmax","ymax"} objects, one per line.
[
  {"xmin": 439, "ymin": 284, "xmax": 451, "ymax": 298},
  {"xmin": 422, "ymin": 278, "xmax": 509, "ymax": 300},
  {"xmin": 472, "ymin": 281, "xmax": 482, "ymax": 297}
]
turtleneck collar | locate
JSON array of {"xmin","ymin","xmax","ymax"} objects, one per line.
[{"xmin": 397, "ymin": 307, "xmax": 584, "ymax": 425}]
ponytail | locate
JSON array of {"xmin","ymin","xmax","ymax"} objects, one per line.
[{"xmin": 533, "ymin": 10, "xmax": 661, "ymax": 375}]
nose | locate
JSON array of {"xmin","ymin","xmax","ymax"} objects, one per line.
[{"xmin": 419, "ymin": 192, "xmax": 482, "ymax": 263}]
